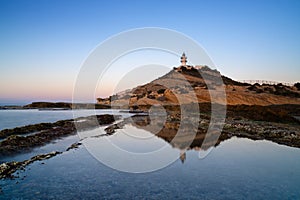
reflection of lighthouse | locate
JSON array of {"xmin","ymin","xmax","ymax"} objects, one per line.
[{"xmin": 179, "ymin": 150, "xmax": 186, "ymax": 163}]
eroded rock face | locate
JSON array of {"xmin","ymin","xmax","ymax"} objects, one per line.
[{"xmin": 164, "ymin": 89, "xmax": 179, "ymax": 103}]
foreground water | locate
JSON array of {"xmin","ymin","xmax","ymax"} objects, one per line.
[{"xmin": 0, "ymin": 110, "xmax": 300, "ymax": 199}]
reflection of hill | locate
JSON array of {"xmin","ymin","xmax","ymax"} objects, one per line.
[
  {"xmin": 116, "ymin": 113, "xmax": 229, "ymax": 163},
  {"xmin": 127, "ymin": 114, "xmax": 229, "ymax": 151},
  {"xmin": 127, "ymin": 112, "xmax": 227, "ymax": 163},
  {"xmin": 105, "ymin": 107, "xmax": 300, "ymax": 163}
]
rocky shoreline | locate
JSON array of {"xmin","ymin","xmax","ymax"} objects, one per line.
[
  {"xmin": 223, "ymin": 118, "xmax": 300, "ymax": 148},
  {"xmin": 0, "ymin": 114, "xmax": 120, "ymax": 179},
  {"xmin": 0, "ymin": 114, "xmax": 119, "ymax": 156}
]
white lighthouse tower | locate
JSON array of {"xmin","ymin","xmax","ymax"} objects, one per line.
[{"xmin": 180, "ymin": 52, "xmax": 187, "ymax": 66}]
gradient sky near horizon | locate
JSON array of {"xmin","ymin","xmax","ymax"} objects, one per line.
[{"xmin": 0, "ymin": 0, "xmax": 300, "ymax": 104}]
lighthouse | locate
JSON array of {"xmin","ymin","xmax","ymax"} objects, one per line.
[
  {"xmin": 174, "ymin": 52, "xmax": 193, "ymax": 72},
  {"xmin": 180, "ymin": 52, "xmax": 187, "ymax": 66}
]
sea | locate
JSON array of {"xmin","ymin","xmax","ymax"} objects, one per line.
[{"xmin": 0, "ymin": 109, "xmax": 300, "ymax": 199}]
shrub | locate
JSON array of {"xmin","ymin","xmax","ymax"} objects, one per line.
[
  {"xmin": 294, "ymin": 82, "xmax": 300, "ymax": 90},
  {"xmin": 157, "ymin": 88, "xmax": 166, "ymax": 94}
]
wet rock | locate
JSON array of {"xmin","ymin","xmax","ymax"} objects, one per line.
[
  {"xmin": 223, "ymin": 118, "xmax": 300, "ymax": 148},
  {"xmin": 66, "ymin": 142, "xmax": 82, "ymax": 151},
  {"xmin": 104, "ymin": 121, "xmax": 126, "ymax": 135},
  {"xmin": 0, "ymin": 151, "xmax": 61, "ymax": 179},
  {"xmin": 104, "ymin": 126, "xmax": 116, "ymax": 135}
]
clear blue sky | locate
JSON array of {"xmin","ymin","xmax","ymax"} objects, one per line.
[{"xmin": 0, "ymin": 0, "xmax": 299, "ymax": 103}]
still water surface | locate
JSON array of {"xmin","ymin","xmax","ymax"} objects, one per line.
[{"xmin": 0, "ymin": 110, "xmax": 300, "ymax": 199}]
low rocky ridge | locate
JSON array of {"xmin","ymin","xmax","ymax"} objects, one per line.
[
  {"xmin": 0, "ymin": 102, "xmax": 111, "ymax": 110},
  {"xmin": 247, "ymin": 83, "xmax": 300, "ymax": 98},
  {"xmin": 0, "ymin": 151, "xmax": 61, "ymax": 179},
  {"xmin": 140, "ymin": 103, "xmax": 300, "ymax": 124},
  {"xmin": 22, "ymin": 102, "xmax": 111, "ymax": 109},
  {"xmin": 0, "ymin": 114, "xmax": 119, "ymax": 156},
  {"xmin": 0, "ymin": 120, "xmax": 73, "ymax": 140},
  {"xmin": 223, "ymin": 120, "xmax": 300, "ymax": 148},
  {"xmin": 0, "ymin": 141, "xmax": 84, "ymax": 179}
]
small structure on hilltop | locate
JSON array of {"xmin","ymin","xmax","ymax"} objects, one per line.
[
  {"xmin": 181, "ymin": 52, "xmax": 187, "ymax": 66},
  {"xmin": 194, "ymin": 65, "xmax": 205, "ymax": 70},
  {"xmin": 175, "ymin": 52, "xmax": 194, "ymax": 71}
]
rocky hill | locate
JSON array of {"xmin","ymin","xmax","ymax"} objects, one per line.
[{"xmin": 97, "ymin": 65, "xmax": 300, "ymax": 108}]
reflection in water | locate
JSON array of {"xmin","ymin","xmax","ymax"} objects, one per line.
[
  {"xmin": 179, "ymin": 150, "xmax": 186, "ymax": 163},
  {"xmin": 1, "ymin": 110, "xmax": 300, "ymax": 199},
  {"xmin": 106, "ymin": 111, "xmax": 229, "ymax": 163},
  {"xmin": 106, "ymin": 106, "xmax": 300, "ymax": 163}
]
